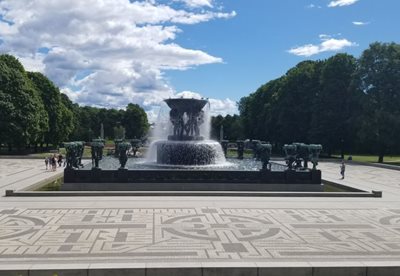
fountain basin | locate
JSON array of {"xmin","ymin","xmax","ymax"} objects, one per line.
[{"xmin": 156, "ymin": 140, "xmax": 225, "ymax": 166}]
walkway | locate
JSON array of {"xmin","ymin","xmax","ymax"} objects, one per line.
[{"xmin": 1, "ymin": 159, "xmax": 400, "ymax": 275}]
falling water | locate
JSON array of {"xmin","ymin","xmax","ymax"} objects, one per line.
[
  {"xmin": 145, "ymin": 96, "xmax": 226, "ymax": 166},
  {"xmin": 200, "ymin": 101, "xmax": 211, "ymax": 140}
]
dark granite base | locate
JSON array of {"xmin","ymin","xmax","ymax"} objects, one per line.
[{"xmin": 63, "ymin": 169, "xmax": 322, "ymax": 191}]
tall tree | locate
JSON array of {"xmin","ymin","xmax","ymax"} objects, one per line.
[
  {"xmin": 0, "ymin": 55, "xmax": 48, "ymax": 150},
  {"xmin": 275, "ymin": 60, "xmax": 323, "ymax": 144},
  {"xmin": 123, "ymin": 103, "xmax": 149, "ymax": 139},
  {"xmin": 309, "ymin": 53, "xmax": 359, "ymax": 156},
  {"xmin": 211, "ymin": 115, "xmax": 224, "ymax": 140},
  {"xmin": 28, "ymin": 72, "xmax": 74, "ymax": 147},
  {"xmin": 356, "ymin": 42, "xmax": 400, "ymax": 162}
]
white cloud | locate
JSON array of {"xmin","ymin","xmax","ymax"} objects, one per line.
[
  {"xmin": 352, "ymin": 21, "xmax": 369, "ymax": 26},
  {"xmin": 174, "ymin": 91, "xmax": 238, "ymax": 117},
  {"xmin": 306, "ymin": 4, "xmax": 322, "ymax": 9},
  {"xmin": 288, "ymin": 35, "xmax": 357, "ymax": 57},
  {"xmin": 176, "ymin": 0, "xmax": 213, "ymax": 8},
  {"xmin": 0, "ymin": 0, "xmax": 236, "ymax": 118},
  {"xmin": 328, "ymin": 0, "xmax": 359, "ymax": 7}
]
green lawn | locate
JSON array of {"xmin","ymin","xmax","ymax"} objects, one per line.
[
  {"xmin": 227, "ymin": 148, "xmax": 253, "ymax": 158},
  {"xmin": 333, "ymin": 154, "xmax": 400, "ymax": 165}
]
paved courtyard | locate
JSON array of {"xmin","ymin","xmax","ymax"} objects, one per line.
[{"xmin": 1, "ymin": 159, "xmax": 400, "ymax": 274}]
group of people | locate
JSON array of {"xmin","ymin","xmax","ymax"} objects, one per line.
[{"xmin": 44, "ymin": 154, "xmax": 64, "ymax": 171}]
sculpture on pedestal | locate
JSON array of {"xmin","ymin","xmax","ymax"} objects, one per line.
[
  {"xmin": 284, "ymin": 143, "xmax": 322, "ymax": 170},
  {"xmin": 114, "ymin": 139, "xmax": 123, "ymax": 157},
  {"xmin": 76, "ymin": 141, "xmax": 84, "ymax": 168},
  {"xmin": 257, "ymin": 143, "xmax": 272, "ymax": 171},
  {"xmin": 293, "ymin": 143, "xmax": 309, "ymax": 169},
  {"xmin": 65, "ymin": 142, "xmax": 79, "ymax": 169},
  {"xmin": 251, "ymin": 140, "xmax": 261, "ymax": 159},
  {"xmin": 130, "ymin": 139, "xmax": 141, "ymax": 157},
  {"xmin": 237, "ymin": 140, "xmax": 244, "ymax": 159},
  {"xmin": 309, "ymin": 144, "xmax": 323, "ymax": 170},
  {"xmin": 118, "ymin": 142, "xmax": 131, "ymax": 169},
  {"xmin": 283, "ymin": 144, "xmax": 297, "ymax": 170},
  {"xmin": 91, "ymin": 139, "xmax": 104, "ymax": 169}
]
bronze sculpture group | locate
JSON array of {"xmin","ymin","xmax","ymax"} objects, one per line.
[
  {"xmin": 91, "ymin": 139, "xmax": 104, "ymax": 169},
  {"xmin": 283, "ymin": 143, "xmax": 322, "ymax": 170},
  {"xmin": 66, "ymin": 138, "xmax": 321, "ymax": 172},
  {"xmin": 170, "ymin": 108, "xmax": 205, "ymax": 140},
  {"xmin": 65, "ymin": 141, "xmax": 84, "ymax": 169}
]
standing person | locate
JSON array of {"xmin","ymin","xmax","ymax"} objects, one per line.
[
  {"xmin": 44, "ymin": 157, "xmax": 49, "ymax": 170},
  {"xmin": 48, "ymin": 156, "xmax": 52, "ymax": 170},
  {"xmin": 58, "ymin": 154, "xmax": 63, "ymax": 167},
  {"xmin": 52, "ymin": 154, "xmax": 57, "ymax": 171},
  {"xmin": 340, "ymin": 160, "xmax": 346, "ymax": 180}
]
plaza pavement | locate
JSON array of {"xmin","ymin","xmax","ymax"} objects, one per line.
[{"xmin": 1, "ymin": 158, "xmax": 400, "ymax": 275}]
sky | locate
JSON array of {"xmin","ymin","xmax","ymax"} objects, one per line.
[{"xmin": 0, "ymin": 0, "xmax": 399, "ymax": 121}]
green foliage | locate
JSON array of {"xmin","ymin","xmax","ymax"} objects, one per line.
[
  {"xmin": 0, "ymin": 54, "xmax": 150, "ymax": 151},
  {"xmin": 123, "ymin": 103, "xmax": 149, "ymax": 139},
  {"xmin": 309, "ymin": 53, "xmax": 359, "ymax": 155},
  {"xmin": 113, "ymin": 124, "xmax": 126, "ymax": 139},
  {"xmin": 238, "ymin": 43, "xmax": 400, "ymax": 161},
  {"xmin": 0, "ymin": 55, "xmax": 48, "ymax": 148},
  {"xmin": 275, "ymin": 60, "xmax": 323, "ymax": 144},
  {"xmin": 238, "ymin": 61, "xmax": 323, "ymax": 145},
  {"xmin": 28, "ymin": 72, "xmax": 73, "ymax": 146},
  {"xmin": 211, "ymin": 114, "xmax": 243, "ymax": 140},
  {"xmin": 356, "ymin": 42, "xmax": 400, "ymax": 162}
]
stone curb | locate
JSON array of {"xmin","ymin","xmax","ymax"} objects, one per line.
[
  {"xmin": 1, "ymin": 262, "xmax": 400, "ymax": 276},
  {"xmin": 5, "ymin": 189, "xmax": 381, "ymax": 198}
]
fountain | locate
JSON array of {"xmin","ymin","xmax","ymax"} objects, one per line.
[
  {"xmin": 62, "ymin": 98, "xmax": 323, "ymax": 192},
  {"xmin": 151, "ymin": 98, "xmax": 225, "ymax": 166}
]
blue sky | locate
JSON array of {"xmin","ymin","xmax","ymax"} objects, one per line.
[
  {"xmin": 0, "ymin": 0, "xmax": 399, "ymax": 120},
  {"xmin": 166, "ymin": 0, "xmax": 400, "ymax": 102}
]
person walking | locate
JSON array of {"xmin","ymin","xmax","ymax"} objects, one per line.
[
  {"xmin": 44, "ymin": 157, "xmax": 49, "ymax": 170},
  {"xmin": 58, "ymin": 154, "xmax": 63, "ymax": 167},
  {"xmin": 340, "ymin": 160, "xmax": 346, "ymax": 180},
  {"xmin": 51, "ymin": 155, "xmax": 57, "ymax": 171}
]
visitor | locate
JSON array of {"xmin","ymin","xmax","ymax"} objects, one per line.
[
  {"xmin": 340, "ymin": 160, "xmax": 346, "ymax": 180},
  {"xmin": 44, "ymin": 157, "xmax": 49, "ymax": 170},
  {"xmin": 47, "ymin": 156, "xmax": 52, "ymax": 170},
  {"xmin": 51, "ymin": 154, "xmax": 57, "ymax": 171},
  {"xmin": 58, "ymin": 154, "xmax": 63, "ymax": 167}
]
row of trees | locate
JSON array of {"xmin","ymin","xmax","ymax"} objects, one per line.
[
  {"xmin": 0, "ymin": 55, "xmax": 149, "ymax": 151},
  {"xmin": 235, "ymin": 42, "xmax": 400, "ymax": 162},
  {"xmin": 211, "ymin": 114, "xmax": 243, "ymax": 141},
  {"xmin": 1, "ymin": 42, "xmax": 399, "ymax": 161}
]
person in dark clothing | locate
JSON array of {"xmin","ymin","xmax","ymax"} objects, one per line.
[
  {"xmin": 58, "ymin": 154, "xmax": 63, "ymax": 167},
  {"xmin": 340, "ymin": 160, "xmax": 346, "ymax": 179}
]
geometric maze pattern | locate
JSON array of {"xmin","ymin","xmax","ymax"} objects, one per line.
[{"xmin": 2, "ymin": 207, "xmax": 400, "ymax": 262}]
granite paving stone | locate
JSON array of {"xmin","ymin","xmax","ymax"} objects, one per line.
[{"xmin": 1, "ymin": 159, "xmax": 400, "ymax": 271}]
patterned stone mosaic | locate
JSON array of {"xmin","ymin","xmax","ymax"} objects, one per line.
[{"xmin": 2, "ymin": 207, "xmax": 400, "ymax": 262}]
